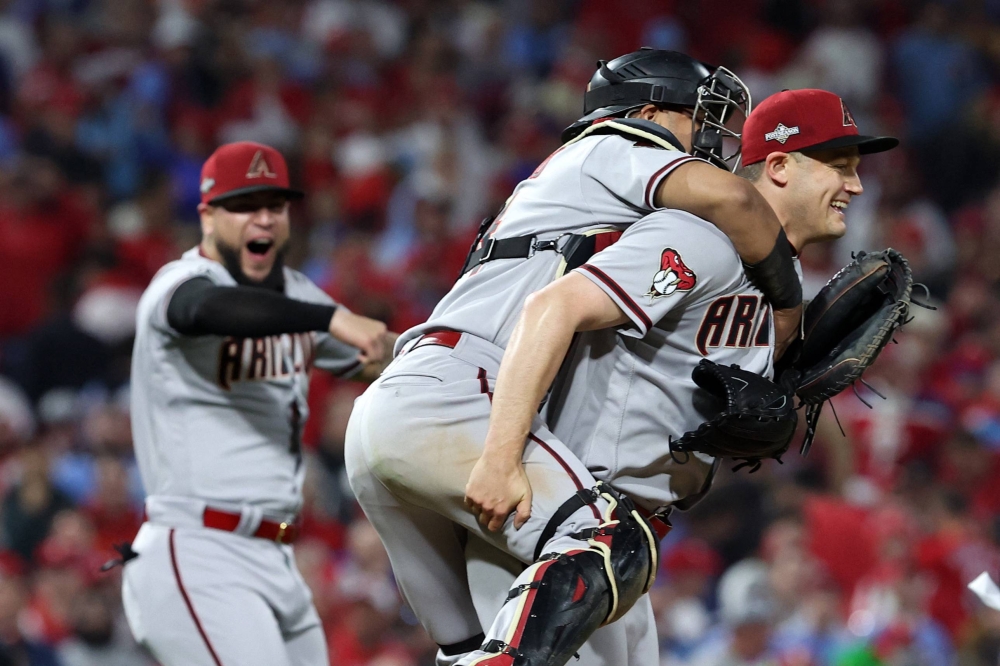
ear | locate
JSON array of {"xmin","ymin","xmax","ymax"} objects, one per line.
[
  {"xmin": 764, "ymin": 152, "xmax": 791, "ymax": 187},
  {"xmin": 632, "ymin": 104, "xmax": 661, "ymax": 122}
]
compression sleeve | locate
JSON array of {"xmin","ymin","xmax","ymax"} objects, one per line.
[{"xmin": 166, "ymin": 277, "xmax": 336, "ymax": 337}]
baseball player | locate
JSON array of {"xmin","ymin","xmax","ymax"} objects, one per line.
[
  {"xmin": 121, "ymin": 141, "xmax": 393, "ymax": 666},
  {"xmin": 345, "ymin": 49, "xmax": 806, "ymax": 666},
  {"xmin": 465, "ymin": 88, "xmax": 898, "ymax": 665}
]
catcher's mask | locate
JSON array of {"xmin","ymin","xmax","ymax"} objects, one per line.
[{"xmin": 562, "ymin": 48, "xmax": 752, "ymax": 171}]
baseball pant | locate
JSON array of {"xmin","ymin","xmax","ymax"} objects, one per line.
[
  {"xmin": 345, "ymin": 336, "xmax": 630, "ymax": 664},
  {"xmin": 464, "ymin": 534, "xmax": 660, "ymax": 666},
  {"xmin": 122, "ymin": 522, "xmax": 327, "ymax": 666}
]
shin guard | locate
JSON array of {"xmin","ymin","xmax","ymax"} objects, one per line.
[{"xmin": 468, "ymin": 486, "xmax": 659, "ymax": 666}]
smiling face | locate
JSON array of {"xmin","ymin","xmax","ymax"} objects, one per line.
[
  {"xmin": 782, "ymin": 146, "xmax": 863, "ymax": 246},
  {"xmin": 199, "ymin": 191, "xmax": 291, "ymax": 284}
]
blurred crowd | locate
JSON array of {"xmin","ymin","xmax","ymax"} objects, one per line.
[{"xmin": 0, "ymin": 0, "xmax": 999, "ymax": 664}]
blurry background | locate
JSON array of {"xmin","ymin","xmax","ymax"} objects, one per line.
[{"xmin": 0, "ymin": 0, "xmax": 997, "ymax": 664}]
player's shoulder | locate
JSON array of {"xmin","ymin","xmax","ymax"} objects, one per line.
[
  {"xmin": 145, "ymin": 247, "xmax": 228, "ymax": 294},
  {"xmin": 583, "ymin": 131, "xmax": 688, "ymax": 159},
  {"xmin": 574, "ymin": 119, "xmax": 687, "ymax": 153},
  {"xmin": 282, "ymin": 267, "xmax": 335, "ymax": 305},
  {"xmin": 633, "ymin": 208, "xmax": 738, "ymax": 254},
  {"xmin": 624, "ymin": 209, "xmax": 742, "ymax": 292}
]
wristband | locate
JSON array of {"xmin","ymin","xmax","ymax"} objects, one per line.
[{"xmin": 742, "ymin": 228, "xmax": 802, "ymax": 310}]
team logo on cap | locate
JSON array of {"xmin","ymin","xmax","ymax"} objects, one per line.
[
  {"xmin": 764, "ymin": 123, "xmax": 800, "ymax": 144},
  {"xmin": 200, "ymin": 178, "xmax": 215, "ymax": 194},
  {"xmin": 246, "ymin": 150, "xmax": 278, "ymax": 179},
  {"xmin": 841, "ymin": 99, "xmax": 856, "ymax": 127},
  {"xmin": 649, "ymin": 248, "xmax": 697, "ymax": 300}
]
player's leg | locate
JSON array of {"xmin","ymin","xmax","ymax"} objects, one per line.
[
  {"xmin": 456, "ymin": 471, "xmax": 658, "ymax": 665},
  {"xmin": 465, "ymin": 535, "xmax": 660, "ymax": 665},
  {"xmin": 273, "ymin": 545, "xmax": 330, "ymax": 666},
  {"xmin": 346, "ymin": 388, "xmax": 487, "ymax": 661},
  {"xmin": 350, "ymin": 350, "xmax": 658, "ymax": 666},
  {"xmin": 353, "ymin": 350, "xmax": 612, "ymax": 564},
  {"xmin": 283, "ymin": 624, "xmax": 328, "ymax": 666},
  {"xmin": 122, "ymin": 524, "xmax": 293, "ymax": 666}
]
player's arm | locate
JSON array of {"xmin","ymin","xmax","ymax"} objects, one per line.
[
  {"xmin": 655, "ymin": 160, "xmax": 802, "ymax": 358},
  {"xmin": 465, "ymin": 274, "xmax": 627, "ymax": 532},
  {"xmin": 167, "ymin": 277, "xmax": 389, "ymax": 363},
  {"xmin": 354, "ymin": 332, "xmax": 399, "ymax": 383}
]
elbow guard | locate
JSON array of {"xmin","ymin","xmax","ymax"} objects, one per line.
[{"xmin": 743, "ymin": 228, "xmax": 802, "ymax": 310}]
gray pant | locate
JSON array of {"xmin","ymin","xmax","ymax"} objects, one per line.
[
  {"xmin": 122, "ymin": 523, "xmax": 327, "ymax": 666},
  {"xmin": 345, "ymin": 338, "xmax": 621, "ymax": 658}
]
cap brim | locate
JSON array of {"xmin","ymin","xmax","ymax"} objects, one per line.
[
  {"xmin": 208, "ymin": 185, "xmax": 305, "ymax": 205},
  {"xmin": 800, "ymin": 134, "xmax": 899, "ymax": 156}
]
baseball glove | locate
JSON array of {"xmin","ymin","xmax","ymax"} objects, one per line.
[
  {"xmin": 780, "ymin": 248, "xmax": 914, "ymax": 453},
  {"xmin": 670, "ymin": 360, "xmax": 798, "ymax": 473}
]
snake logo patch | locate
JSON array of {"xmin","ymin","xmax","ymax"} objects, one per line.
[{"xmin": 648, "ymin": 248, "xmax": 697, "ymax": 299}]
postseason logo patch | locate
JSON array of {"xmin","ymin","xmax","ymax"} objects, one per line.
[
  {"xmin": 648, "ymin": 248, "xmax": 697, "ymax": 300},
  {"xmin": 764, "ymin": 123, "xmax": 800, "ymax": 144}
]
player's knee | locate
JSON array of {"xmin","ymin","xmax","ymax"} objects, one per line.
[{"xmin": 535, "ymin": 486, "xmax": 659, "ymax": 624}]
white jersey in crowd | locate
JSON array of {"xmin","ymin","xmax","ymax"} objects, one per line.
[
  {"xmin": 398, "ymin": 126, "xmax": 704, "ymax": 351},
  {"xmin": 130, "ymin": 247, "xmax": 361, "ymax": 518},
  {"xmin": 546, "ymin": 210, "xmax": 782, "ymax": 514}
]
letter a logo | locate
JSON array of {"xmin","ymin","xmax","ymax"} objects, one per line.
[
  {"xmin": 841, "ymin": 99, "xmax": 856, "ymax": 128},
  {"xmin": 246, "ymin": 150, "xmax": 277, "ymax": 179}
]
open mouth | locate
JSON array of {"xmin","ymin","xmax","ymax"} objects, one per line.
[
  {"xmin": 830, "ymin": 201, "xmax": 848, "ymax": 215},
  {"xmin": 246, "ymin": 239, "xmax": 274, "ymax": 256}
]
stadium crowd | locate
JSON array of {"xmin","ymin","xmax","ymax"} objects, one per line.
[{"xmin": 0, "ymin": 0, "xmax": 999, "ymax": 664}]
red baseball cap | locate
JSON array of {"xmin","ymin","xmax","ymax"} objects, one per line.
[
  {"xmin": 741, "ymin": 89, "xmax": 898, "ymax": 166},
  {"xmin": 200, "ymin": 141, "xmax": 304, "ymax": 205}
]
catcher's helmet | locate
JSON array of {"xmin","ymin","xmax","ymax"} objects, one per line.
[{"xmin": 562, "ymin": 48, "xmax": 751, "ymax": 170}]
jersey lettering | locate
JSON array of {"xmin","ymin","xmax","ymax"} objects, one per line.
[
  {"xmin": 754, "ymin": 304, "xmax": 770, "ymax": 346},
  {"xmin": 697, "ymin": 295, "xmax": 770, "ymax": 355},
  {"xmin": 696, "ymin": 296, "xmax": 734, "ymax": 355},
  {"xmin": 725, "ymin": 295, "xmax": 758, "ymax": 347},
  {"xmin": 217, "ymin": 333, "xmax": 316, "ymax": 390}
]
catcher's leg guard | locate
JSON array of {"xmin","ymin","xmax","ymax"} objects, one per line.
[{"xmin": 466, "ymin": 486, "xmax": 659, "ymax": 666}]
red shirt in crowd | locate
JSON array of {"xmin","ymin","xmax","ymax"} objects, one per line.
[{"xmin": 0, "ymin": 194, "xmax": 93, "ymax": 337}]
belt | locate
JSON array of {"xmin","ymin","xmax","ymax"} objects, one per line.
[
  {"xmin": 635, "ymin": 505, "xmax": 673, "ymax": 541},
  {"xmin": 409, "ymin": 330, "xmax": 462, "ymax": 352},
  {"xmin": 202, "ymin": 508, "xmax": 299, "ymax": 545}
]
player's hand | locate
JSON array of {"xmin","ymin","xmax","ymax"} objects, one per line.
[
  {"xmin": 328, "ymin": 309, "xmax": 390, "ymax": 364},
  {"xmin": 772, "ymin": 303, "xmax": 803, "ymax": 361},
  {"xmin": 465, "ymin": 456, "xmax": 532, "ymax": 532}
]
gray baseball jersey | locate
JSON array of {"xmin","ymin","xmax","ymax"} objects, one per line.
[
  {"xmin": 545, "ymin": 210, "xmax": 776, "ymax": 514},
  {"xmin": 130, "ymin": 247, "xmax": 361, "ymax": 517},
  {"xmin": 398, "ymin": 132, "xmax": 704, "ymax": 351}
]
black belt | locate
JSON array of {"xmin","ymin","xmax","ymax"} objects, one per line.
[
  {"xmin": 464, "ymin": 235, "xmax": 564, "ymax": 270},
  {"xmin": 461, "ymin": 232, "xmax": 620, "ymax": 277}
]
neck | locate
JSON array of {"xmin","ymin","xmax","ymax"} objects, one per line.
[
  {"xmin": 752, "ymin": 182, "xmax": 802, "ymax": 256},
  {"xmin": 199, "ymin": 239, "xmax": 221, "ymax": 263}
]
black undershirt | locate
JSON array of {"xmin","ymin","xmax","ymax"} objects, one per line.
[{"xmin": 166, "ymin": 277, "xmax": 336, "ymax": 337}]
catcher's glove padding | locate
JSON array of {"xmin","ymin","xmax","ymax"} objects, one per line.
[
  {"xmin": 783, "ymin": 249, "xmax": 913, "ymax": 453},
  {"xmin": 671, "ymin": 360, "xmax": 797, "ymax": 472}
]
